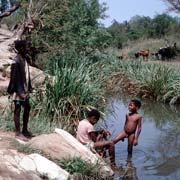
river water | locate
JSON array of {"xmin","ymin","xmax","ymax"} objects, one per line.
[{"xmin": 101, "ymin": 97, "xmax": 180, "ymax": 180}]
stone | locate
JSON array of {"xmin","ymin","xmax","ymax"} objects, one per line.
[
  {"xmin": 20, "ymin": 153, "xmax": 70, "ymax": 180},
  {"xmin": 0, "ymin": 149, "xmax": 42, "ymax": 180},
  {"xmin": 29, "ymin": 128, "xmax": 114, "ymax": 178},
  {"xmin": 0, "ymin": 27, "xmax": 46, "ymax": 116}
]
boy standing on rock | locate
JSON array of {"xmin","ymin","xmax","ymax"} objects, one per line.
[
  {"xmin": 76, "ymin": 109, "xmax": 116, "ymax": 168},
  {"xmin": 7, "ymin": 40, "xmax": 34, "ymax": 141}
]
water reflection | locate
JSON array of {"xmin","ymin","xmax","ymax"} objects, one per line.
[
  {"xmin": 104, "ymin": 96, "xmax": 180, "ymax": 180},
  {"xmin": 115, "ymin": 155, "xmax": 138, "ymax": 180}
]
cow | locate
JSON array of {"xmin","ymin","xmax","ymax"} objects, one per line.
[
  {"xmin": 156, "ymin": 43, "xmax": 177, "ymax": 60},
  {"xmin": 134, "ymin": 50, "xmax": 150, "ymax": 61}
]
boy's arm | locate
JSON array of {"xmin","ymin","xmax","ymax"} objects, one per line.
[
  {"xmin": 89, "ymin": 128, "xmax": 111, "ymax": 142},
  {"xmin": 134, "ymin": 116, "xmax": 142, "ymax": 146},
  {"xmin": 124, "ymin": 114, "xmax": 128, "ymax": 129},
  {"xmin": 99, "ymin": 128, "xmax": 111, "ymax": 136},
  {"xmin": 89, "ymin": 131, "xmax": 98, "ymax": 142}
]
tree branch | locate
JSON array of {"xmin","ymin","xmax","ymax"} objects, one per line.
[
  {"xmin": 0, "ymin": 2, "xmax": 21, "ymax": 21},
  {"xmin": 163, "ymin": 0, "xmax": 180, "ymax": 12}
]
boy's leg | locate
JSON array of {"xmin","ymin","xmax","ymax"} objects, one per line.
[
  {"xmin": 95, "ymin": 135, "xmax": 107, "ymax": 157},
  {"xmin": 14, "ymin": 101, "xmax": 28, "ymax": 141},
  {"xmin": 127, "ymin": 134, "xmax": 135, "ymax": 155},
  {"xmin": 113, "ymin": 130, "xmax": 127, "ymax": 144},
  {"xmin": 94, "ymin": 141, "xmax": 115, "ymax": 167},
  {"xmin": 14, "ymin": 101, "xmax": 21, "ymax": 135},
  {"xmin": 22, "ymin": 99, "xmax": 32, "ymax": 137},
  {"xmin": 108, "ymin": 142, "xmax": 115, "ymax": 167}
]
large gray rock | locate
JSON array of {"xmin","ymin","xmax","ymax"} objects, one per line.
[
  {"xmin": 20, "ymin": 153, "xmax": 70, "ymax": 180},
  {"xmin": 29, "ymin": 128, "xmax": 114, "ymax": 178},
  {"xmin": 0, "ymin": 27, "xmax": 46, "ymax": 115},
  {"xmin": 0, "ymin": 149, "xmax": 42, "ymax": 180},
  {"xmin": 0, "ymin": 130, "xmax": 70, "ymax": 180}
]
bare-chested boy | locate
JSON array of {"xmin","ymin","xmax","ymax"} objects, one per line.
[{"xmin": 113, "ymin": 99, "xmax": 142, "ymax": 155}]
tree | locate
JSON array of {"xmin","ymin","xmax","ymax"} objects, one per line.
[
  {"xmin": 152, "ymin": 14, "xmax": 177, "ymax": 37},
  {"xmin": 0, "ymin": 0, "xmax": 8, "ymax": 13},
  {"xmin": 108, "ymin": 20, "xmax": 129, "ymax": 48},
  {"xmin": 25, "ymin": 0, "xmax": 112, "ymax": 67},
  {"xmin": 163, "ymin": 0, "xmax": 180, "ymax": 13}
]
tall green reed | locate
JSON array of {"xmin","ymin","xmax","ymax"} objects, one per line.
[
  {"xmin": 110, "ymin": 59, "xmax": 180, "ymax": 104},
  {"xmin": 32, "ymin": 57, "xmax": 104, "ymax": 133}
]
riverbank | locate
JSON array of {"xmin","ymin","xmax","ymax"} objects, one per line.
[
  {"xmin": 0, "ymin": 128, "xmax": 113, "ymax": 180},
  {"xmin": 105, "ymin": 59, "xmax": 180, "ymax": 105},
  {"xmin": 0, "ymin": 27, "xmax": 113, "ymax": 179}
]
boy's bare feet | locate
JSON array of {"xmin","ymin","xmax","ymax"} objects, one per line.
[
  {"xmin": 15, "ymin": 133, "xmax": 29, "ymax": 142},
  {"xmin": 111, "ymin": 163, "xmax": 116, "ymax": 171},
  {"xmin": 22, "ymin": 130, "xmax": 35, "ymax": 139}
]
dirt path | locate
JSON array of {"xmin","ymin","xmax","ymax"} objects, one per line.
[{"xmin": 0, "ymin": 129, "xmax": 16, "ymax": 150}]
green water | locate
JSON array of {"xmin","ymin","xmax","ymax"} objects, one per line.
[{"xmin": 102, "ymin": 97, "xmax": 180, "ymax": 180}]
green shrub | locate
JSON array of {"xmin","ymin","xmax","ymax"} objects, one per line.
[
  {"xmin": 31, "ymin": 56, "xmax": 104, "ymax": 134},
  {"xmin": 108, "ymin": 59, "xmax": 180, "ymax": 104},
  {"xmin": 60, "ymin": 157, "xmax": 108, "ymax": 180}
]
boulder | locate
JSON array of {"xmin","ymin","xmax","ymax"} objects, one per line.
[
  {"xmin": 0, "ymin": 149, "xmax": 70, "ymax": 180},
  {"xmin": 0, "ymin": 27, "xmax": 46, "ymax": 88},
  {"xmin": 29, "ymin": 128, "xmax": 114, "ymax": 178},
  {"xmin": 20, "ymin": 153, "xmax": 70, "ymax": 180},
  {"xmin": 0, "ymin": 27, "xmax": 46, "ymax": 115},
  {"xmin": 0, "ymin": 149, "xmax": 41, "ymax": 180}
]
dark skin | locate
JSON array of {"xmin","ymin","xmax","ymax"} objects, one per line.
[
  {"xmin": 13, "ymin": 42, "xmax": 38, "ymax": 140},
  {"xmin": 17, "ymin": 45, "xmax": 29, "ymax": 100},
  {"xmin": 113, "ymin": 102, "xmax": 142, "ymax": 154},
  {"xmin": 87, "ymin": 116, "xmax": 115, "ymax": 167},
  {"xmin": 17, "ymin": 42, "xmax": 41, "ymax": 99}
]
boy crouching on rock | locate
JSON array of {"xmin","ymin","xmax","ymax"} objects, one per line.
[{"xmin": 76, "ymin": 109, "xmax": 116, "ymax": 168}]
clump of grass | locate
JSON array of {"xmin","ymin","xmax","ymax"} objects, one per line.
[
  {"xmin": 60, "ymin": 157, "xmax": 109, "ymax": 180},
  {"xmin": 0, "ymin": 109, "xmax": 14, "ymax": 131},
  {"xmin": 31, "ymin": 57, "xmax": 105, "ymax": 134},
  {"xmin": 0, "ymin": 105, "xmax": 54, "ymax": 134},
  {"xmin": 107, "ymin": 59, "xmax": 180, "ymax": 105},
  {"xmin": 11, "ymin": 140, "xmax": 41, "ymax": 155}
]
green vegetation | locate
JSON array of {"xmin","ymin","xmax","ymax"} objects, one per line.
[
  {"xmin": 60, "ymin": 157, "xmax": 109, "ymax": 180},
  {"xmin": 107, "ymin": 59, "xmax": 180, "ymax": 105},
  {"xmin": 1, "ymin": 1, "xmax": 180, "ymax": 179},
  {"xmin": 1, "ymin": 0, "xmax": 180, "ymax": 134},
  {"xmin": 11, "ymin": 140, "xmax": 40, "ymax": 154},
  {"xmin": 108, "ymin": 14, "xmax": 180, "ymax": 49},
  {"xmin": 31, "ymin": 57, "xmax": 105, "ymax": 134},
  {"xmin": 1, "ymin": 0, "xmax": 110, "ymax": 134}
]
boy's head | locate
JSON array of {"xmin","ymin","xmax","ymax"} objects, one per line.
[
  {"xmin": 128, "ymin": 99, "xmax": 141, "ymax": 112},
  {"xmin": 14, "ymin": 40, "xmax": 28, "ymax": 54},
  {"xmin": 87, "ymin": 109, "xmax": 100, "ymax": 125}
]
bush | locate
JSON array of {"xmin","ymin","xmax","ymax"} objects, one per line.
[
  {"xmin": 31, "ymin": 56, "xmax": 104, "ymax": 134},
  {"xmin": 60, "ymin": 157, "xmax": 109, "ymax": 180}
]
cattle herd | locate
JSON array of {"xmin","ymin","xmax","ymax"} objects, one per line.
[{"xmin": 133, "ymin": 43, "xmax": 179, "ymax": 61}]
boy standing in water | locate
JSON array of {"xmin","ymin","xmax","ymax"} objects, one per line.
[{"xmin": 113, "ymin": 99, "xmax": 142, "ymax": 155}]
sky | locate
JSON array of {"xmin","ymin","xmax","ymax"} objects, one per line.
[{"xmin": 99, "ymin": 0, "xmax": 179, "ymax": 27}]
